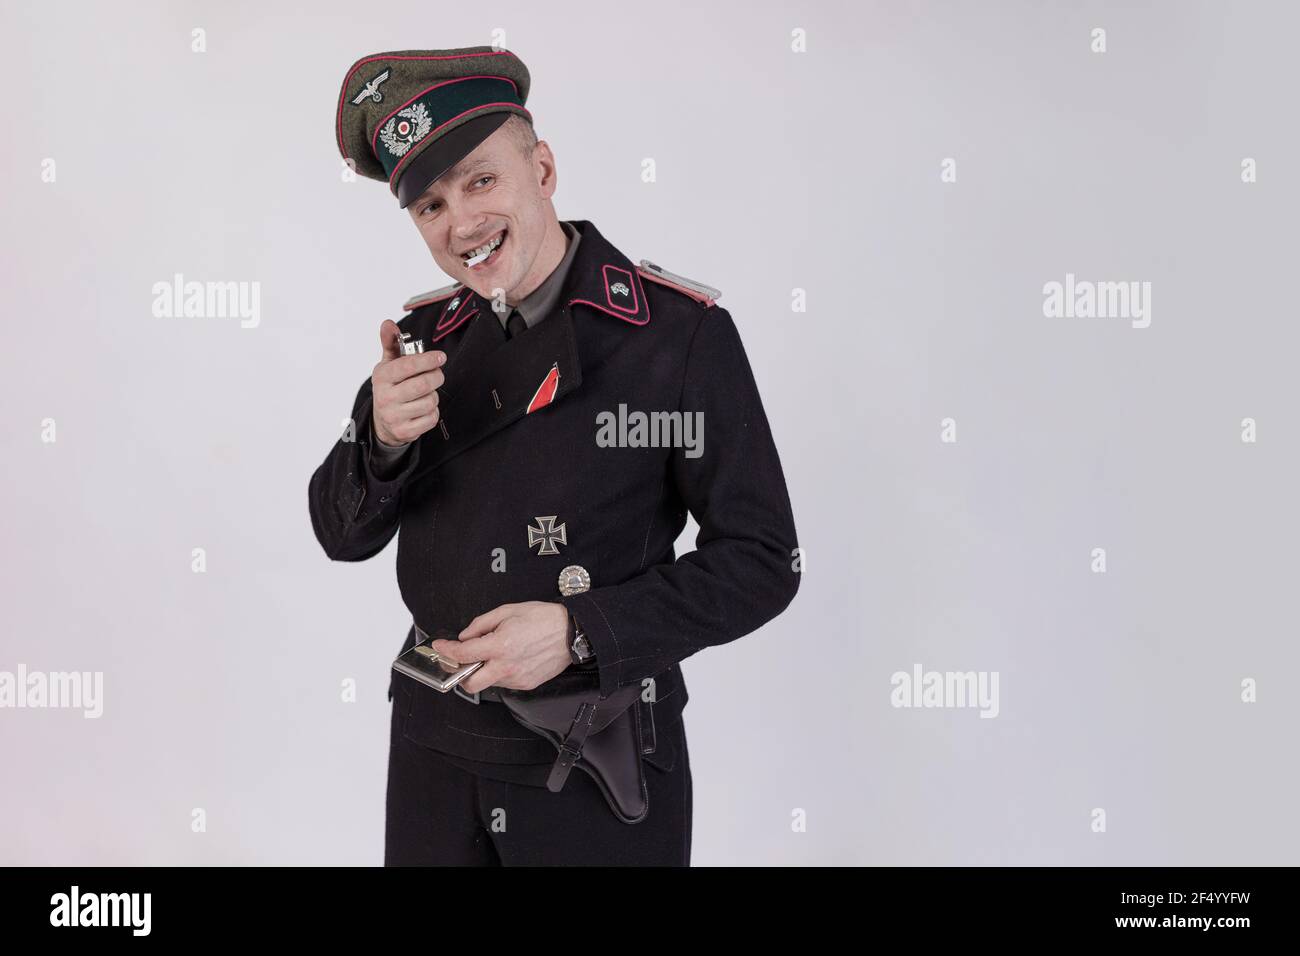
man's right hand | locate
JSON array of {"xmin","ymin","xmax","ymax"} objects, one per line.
[{"xmin": 372, "ymin": 319, "xmax": 447, "ymax": 446}]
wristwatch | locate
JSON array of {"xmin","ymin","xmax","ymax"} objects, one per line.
[{"xmin": 568, "ymin": 613, "xmax": 595, "ymax": 666}]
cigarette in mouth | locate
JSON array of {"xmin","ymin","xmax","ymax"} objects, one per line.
[{"xmin": 465, "ymin": 250, "xmax": 490, "ymax": 267}]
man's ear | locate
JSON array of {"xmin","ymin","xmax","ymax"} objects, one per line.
[{"xmin": 534, "ymin": 143, "xmax": 559, "ymax": 198}]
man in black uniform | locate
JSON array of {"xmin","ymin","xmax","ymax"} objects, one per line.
[{"xmin": 311, "ymin": 46, "xmax": 800, "ymax": 865}]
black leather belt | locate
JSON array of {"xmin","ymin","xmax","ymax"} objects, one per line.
[
  {"xmin": 413, "ymin": 623, "xmax": 503, "ymax": 705},
  {"xmin": 453, "ymin": 684, "xmax": 503, "ymax": 705}
]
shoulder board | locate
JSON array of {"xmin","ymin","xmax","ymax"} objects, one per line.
[
  {"xmin": 402, "ymin": 282, "xmax": 463, "ymax": 313},
  {"xmin": 636, "ymin": 259, "xmax": 721, "ymax": 307}
]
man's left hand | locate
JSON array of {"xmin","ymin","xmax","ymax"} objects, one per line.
[{"xmin": 430, "ymin": 601, "xmax": 572, "ymax": 694}]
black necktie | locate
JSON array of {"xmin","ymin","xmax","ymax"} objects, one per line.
[{"xmin": 506, "ymin": 308, "xmax": 527, "ymax": 339}]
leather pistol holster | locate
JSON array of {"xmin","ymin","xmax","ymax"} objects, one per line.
[{"xmin": 497, "ymin": 670, "xmax": 650, "ymax": 824}]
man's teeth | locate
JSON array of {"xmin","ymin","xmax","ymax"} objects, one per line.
[{"xmin": 463, "ymin": 232, "xmax": 504, "ymax": 266}]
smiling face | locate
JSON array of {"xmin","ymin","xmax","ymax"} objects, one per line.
[{"xmin": 405, "ymin": 116, "xmax": 565, "ymax": 307}]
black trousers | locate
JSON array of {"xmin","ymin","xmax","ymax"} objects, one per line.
[{"xmin": 384, "ymin": 694, "xmax": 693, "ymax": 866}]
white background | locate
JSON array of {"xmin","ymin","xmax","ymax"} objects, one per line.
[{"xmin": 2, "ymin": 0, "xmax": 1297, "ymax": 864}]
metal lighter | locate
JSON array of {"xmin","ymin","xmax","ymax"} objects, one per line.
[{"xmin": 399, "ymin": 331, "xmax": 425, "ymax": 355}]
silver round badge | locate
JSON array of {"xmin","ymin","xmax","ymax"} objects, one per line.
[{"xmin": 557, "ymin": 565, "xmax": 591, "ymax": 597}]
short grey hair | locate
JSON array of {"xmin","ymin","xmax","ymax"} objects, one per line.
[{"xmin": 503, "ymin": 112, "xmax": 538, "ymax": 159}]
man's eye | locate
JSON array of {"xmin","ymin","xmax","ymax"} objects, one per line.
[
  {"xmin": 473, "ymin": 175, "xmax": 493, "ymax": 188},
  {"xmin": 421, "ymin": 202, "xmax": 439, "ymax": 215}
]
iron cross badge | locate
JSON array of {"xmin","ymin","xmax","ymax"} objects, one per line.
[{"xmin": 527, "ymin": 516, "xmax": 567, "ymax": 556}]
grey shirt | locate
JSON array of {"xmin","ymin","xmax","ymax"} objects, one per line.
[{"xmin": 368, "ymin": 220, "xmax": 581, "ymax": 477}]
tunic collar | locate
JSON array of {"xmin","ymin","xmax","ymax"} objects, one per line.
[{"xmin": 507, "ymin": 219, "xmax": 581, "ymax": 330}]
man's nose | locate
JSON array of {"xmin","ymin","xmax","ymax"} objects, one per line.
[{"xmin": 450, "ymin": 207, "xmax": 487, "ymax": 243}]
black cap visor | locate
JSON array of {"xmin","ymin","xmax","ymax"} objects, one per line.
[{"xmin": 396, "ymin": 112, "xmax": 512, "ymax": 209}]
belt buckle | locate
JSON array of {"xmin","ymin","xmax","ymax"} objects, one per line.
[{"xmin": 454, "ymin": 684, "xmax": 481, "ymax": 705}]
